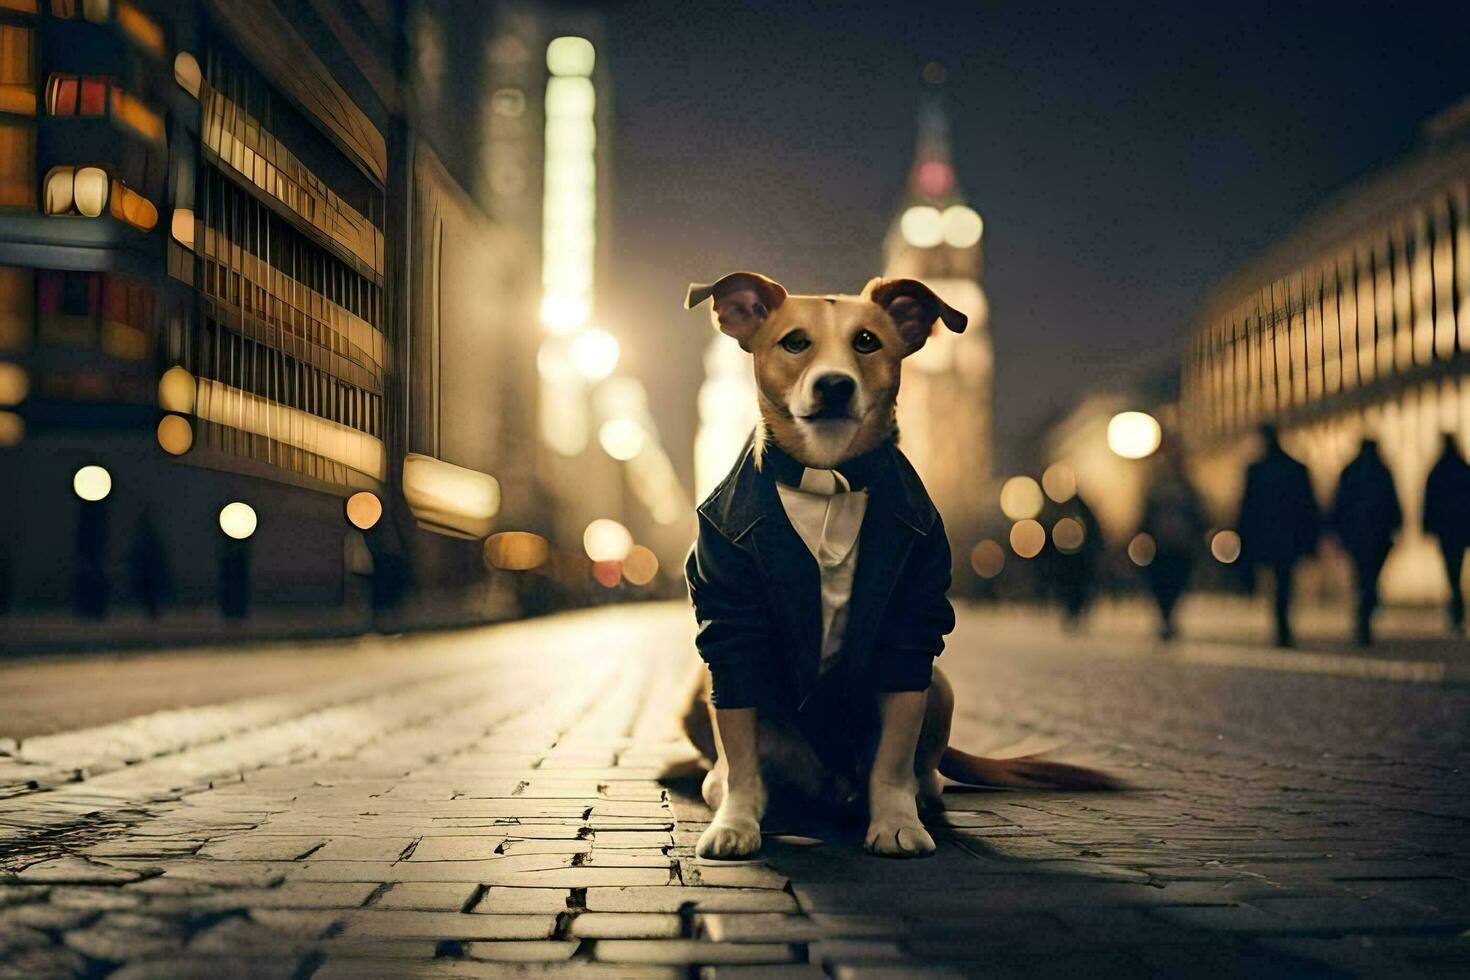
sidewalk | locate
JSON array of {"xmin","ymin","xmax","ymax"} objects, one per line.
[{"xmin": 1, "ymin": 604, "xmax": 1468, "ymax": 977}]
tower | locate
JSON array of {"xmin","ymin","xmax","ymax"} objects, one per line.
[{"xmin": 882, "ymin": 70, "xmax": 993, "ymax": 568}]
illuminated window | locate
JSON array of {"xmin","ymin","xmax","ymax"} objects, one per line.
[
  {"xmin": 115, "ymin": 1, "xmax": 163, "ymax": 57},
  {"xmin": 0, "ymin": 0, "xmax": 39, "ymax": 13},
  {"xmin": 0, "ymin": 121, "xmax": 34, "ymax": 208},
  {"xmin": 0, "ymin": 266, "xmax": 34, "ymax": 350},
  {"xmin": 44, "ymin": 72, "xmax": 162, "ymax": 141},
  {"xmin": 0, "ymin": 25, "xmax": 36, "ymax": 116}
]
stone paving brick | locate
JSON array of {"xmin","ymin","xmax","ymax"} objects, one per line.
[
  {"xmin": 595, "ymin": 831, "xmax": 673, "ymax": 848},
  {"xmin": 248, "ymin": 908, "xmax": 343, "ymax": 936},
  {"xmin": 12, "ymin": 855, "xmax": 149, "ymax": 884},
  {"xmin": 570, "ymin": 912, "xmax": 684, "ymax": 938},
  {"xmin": 3, "ymin": 901, "xmax": 97, "ymax": 930},
  {"xmin": 586, "ymin": 886, "xmax": 799, "ymax": 913},
  {"xmin": 335, "ymin": 909, "xmax": 557, "ymax": 940},
  {"xmin": 196, "ymin": 836, "xmax": 325, "ymax": 861},
  {"xmin": 472, "ymin": 886, "xmax": 573, "ymax": 913},
  {"xmin": 372, "ymin": 881, "xmax": 477, "ymax": 911},
  {"xmin": 46, "ymin": 885, "xmax": 146, "ymax": 910},
  {"xmin": 312, "ymin": 837, "xmax": 415, "ymax": 861},
  {"xmin": 700, "ymin": 966, "xmax": 827, "ymax": 980},
  {"xmin": 680, "ymin": 861, "xmax": 790, "ymax": 889},
  {"xmin": 461, "ymin": 939, "xmax": 582, "ymax": 961},
  {"xmin": 409, "ymin": 835, "xmax": 509, "ymax": 861},
  {"xmin": 109, "ymin": 955, "xmax": 301, "ymax": 980},
  {"xmin": 593, "ymin": 938, "xmax": 798, "ymax": 964},
  {"xmin": 695, "ymin": 913, "xmax": 826, "ymax": 942},
  {"xmin": 63, "ymin": 923, "xmax": 185, "ymax": 961},
  {"xmin": 809, "ymin": 938, "xmax": 908, "ymax": 964}
]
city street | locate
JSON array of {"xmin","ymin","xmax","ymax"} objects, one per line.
[{"xmin": 2, "ymin": 602, "xmax": 1468, "ymax": 978}]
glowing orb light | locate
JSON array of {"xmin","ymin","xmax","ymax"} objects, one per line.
[
  {"xmin": 598, "ymin": 418, "xmax": 646, "ymax": 461},
  {"xmin": 346, "ymin": 491, "xmax": 383, "ymax": 530},
  {"xmin": 999, "ymin": 476, "xmax": 1044, "ymax": 520},
  {"xmin": 156, "ymin": 414, "xmax": 193, "ymax": 455},
  {"xmin": 1010, "ymin": 519, "xmax": 1046, "ymax": 559},
  {"xmin": 1052, "ymin": 517, "xmax": 1085, "ymax": 554},
  {"xmin": 73, "ymin": 465, "xmax": 112, "ymax": 501},
  {"xmin": 970, "ymin": 539, "xmax": 1005, "ymax": 579},
  {"xmin": 583, "ymin": 518, "xmax": 632, "ymax": 562},
  {"xmin": 484, "ymin": 531, "xmax": 550, "ymax": 571},
  {"xmin": 219, "ymin": 501, "xmax": 257, "ymax": 540},
  {"xmin": 622, "ymin": 544, "xmax": 659, "ymax": 586},
  {"xmin": 1211, "ymin": 529, "xmax": 1242, "ymax": 564},
  {"xmin": 1107, "ymin": 411, "xmax": 1162, "ymax": 460},
  {"xmin": 1128, "ymin": 532, "xmax": 1157, "ymax": 567}
]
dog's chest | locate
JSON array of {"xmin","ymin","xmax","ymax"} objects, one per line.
[{"xmin": 774, "ymin": 467, "xmax": 869, "ymax": 670}]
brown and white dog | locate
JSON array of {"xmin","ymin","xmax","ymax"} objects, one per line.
[{"xmin": 682, "ymin": 271, "xmax": 1116, "ymax": 861}]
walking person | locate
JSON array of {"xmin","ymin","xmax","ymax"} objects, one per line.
[
  {"xmin": 1423, "ymin": 433, "xmax": 1470, "ymax": 634},
  {"xmin": 1140, "ymin": 444, "xmax": 1207, "ymax": 640},
  {"xmin": 1331, "ymin": 439, "xmax": 1401, "ymax": 646},
  {"xmin": 1238, "ymin": 425, "xmax": 1320, "ymax": 647}
]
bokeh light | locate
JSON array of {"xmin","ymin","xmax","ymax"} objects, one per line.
[
  {"xmin": 1107, "ymin": 411, "xmax": 1162, "ymax": 459},
  {"xmin": 0, "ymin": 362, "xmax": 28, "ymax": 404},
  {"xmin": 170, "ymin": 208, "xmax": 195, "ymax": 248},
  {"xmin": 546, "ymin": 35, "xmax": 595, "ymax": 76},
  {"xmin": 156, "ymin": 414, "xmax": 193, "ymax": 455},
  {"xmin": 900, "ymin": 205, "xmax": 944, "ymax": 248},
  {"xmin": 1052, "ymin": 517, "xmax": 1085, "ymax": 554},
  {"xmin": 1041, "ymin": 462, "xmax": 1076, "ymax": 503},
  {"xmin": 592, "ymin": 560, "xmax": 622, "ymax": 588},
  {"xmin": 0, "ymin": 411, "xmax": 22, "ymax": 446},
  {"xmin": 622, "ymin": 544, "xmax": 659, "ymax": 586},
  {"xmin": 583, "ymin": 518, "xmax": 632, "ymax": 562},
  {"xmin": 1128, "ymin": 532, "xmax": 1157, "ymax": 567},
  {"xmin": 970, "ymin": 539, "xmax": 1005, "ymax": 579},
  {"xmin": 73, "ymin": 465, "xmax": 111, "ymax": 501},
  {"xmin": 346, "ymin": 491, "xmax": 383, "ymax": 530},
  {"xmin": 1211, "ymin": 529, "xmax": 1242, "ymax": 564},
  {"xmin": 999, "ymin": 476, "xmax": 1044, "ymax": 520},
  {"xmin": 484, "ymin": 531, "xmax": 550, "ymax": 571},
  {"xmin": 941, "ymin": 205, "xmax": 984, "ymax": 248},
  {"xmin": 158, "ymin": 365, "xmax": 196, "ymax": 413},
  {"xmin": 1010, "ymin": 519, "xmax": 1046, "ymax": 558},
  {"xmin": 570, "ymin": 329, "xmax": 619, "ymax": 381},
  {"xmin": 598, "ymin": 418, "xmax": 646, "ymax": 460},
  {"xmin": 219, "ymin": 502, "xmax": 257, "ymax": 540}
]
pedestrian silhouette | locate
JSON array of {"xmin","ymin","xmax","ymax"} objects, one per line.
[
  {"xmin": 1047, "ymin": 492, "xmax": 1102, "ymax": 631},
  {"xmin": 1331, "ymin": 439, "xmax": 1400, "ymax": 646},
  {"xmin": 1423, "ymin": 433, "xmax": 1470, "ymax": 634},
  {"xmin": 1140, "ymin": 443, "xmax": 1207, "ymax": 640},
  {"xmin": 1238, "ymin": 425, "xmax": 1320, "ymax": 647}
]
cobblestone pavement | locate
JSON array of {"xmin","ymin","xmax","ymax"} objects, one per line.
[{"xmin": 2, "ymin": 602, "xmax": 1468, "ymax": 978}]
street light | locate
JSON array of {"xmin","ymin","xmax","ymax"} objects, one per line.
[
  {"xmin": 73, "ymin": 465, "xmax": 111, "ymax": 501},
  {"xmin": 999, "ymin": 476, "xmax": 1043, "ymax": 520},
  {"xmin": 1107, "ymin": 411, "xmax": 1161, "ymax": 459},
  {"xmin": 598, "ymin": 418, "xmax": 645, "ymax": 460},
  {"xmin": 570, "ymin": 329, "xmax": 619, "ymax": 381},
  {"xmin": 583, "ymin": 518, "xmax": 632, "ymax": 562}
]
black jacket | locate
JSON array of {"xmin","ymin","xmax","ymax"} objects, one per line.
[
  {"xmin": 685, "ymin": 435, "xmax": 955, "ymax": 716},
  {"xmin": 1238, "ymin": 447, "xmax": 1320, "ymax": 566}
]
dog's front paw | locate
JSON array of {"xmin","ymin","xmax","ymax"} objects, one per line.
[
  {"xmin": 864, "ymin": 778, "xmax": 936, "ymax": 858},
  {"xmin": 696, "ymin": 816, "xmax": 762, "ymax": 859}
]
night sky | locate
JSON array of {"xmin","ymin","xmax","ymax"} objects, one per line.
[{"xmin": 601, "ymin": 1, "xmax": 1470, "ymax": 478}]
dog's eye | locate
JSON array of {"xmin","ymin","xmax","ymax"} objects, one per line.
[
  {"xmin": 779, "ymin": 331, "xmax": 811, "ymax": 354},
  {"xmin": 853, "ymin": 330, "xmax": 882, "ymax": 354}
]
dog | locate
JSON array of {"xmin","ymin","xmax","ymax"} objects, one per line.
[{"xmin": 682, "ymin": 271, "xmax": 1117, "ymax": 861}]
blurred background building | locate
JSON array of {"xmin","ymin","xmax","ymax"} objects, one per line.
[{"xmin": 0, "ymin": 0, "xmax": 688, "ymax": 644}]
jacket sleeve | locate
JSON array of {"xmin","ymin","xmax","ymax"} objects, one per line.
[
  {"xmin": 872, "ymin": 515, "xmax": 955, "ymax": 692},
  {"xmin": 685, "ymin": 514, "xmax": 778, "ymax": 710}
]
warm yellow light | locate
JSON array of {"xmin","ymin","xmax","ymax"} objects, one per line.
[
  {"xmin": 156, "ymin": 414, "xmax": 192, "ymax": 455},
  {"xmin": 401, "ymin": 453, "xmax": 500, "ymax": 539},
  {"xmin": 583, "ymin": 518, "xmax": 632, "ymax": 562},
  {"xmin": 1010, "ymin": 519, "xmax": 1046, "ymax": 559},
  {"xmin": 540, "ymin": 293, "xmax": 589, "ymax": 335},
  {"xmin": 219, "ymin": 501, "xmax": 257, "ymax": 540},
  {"xmin": 570, "ymin": 329, "xmax": 619, "ymax": 381},
  {"xmin": 1211, "ymin": 529, "xmax": 1242, "ymax": 564},
  {"xmin": 484, "ymin": 531, "xmax": 550, "ymax": 571},
  {"xmin": 73, "ymin": 464, "xmax": 112, "ymax": 501},
  {"xmin": 170, "ymin": 208, "xmax": 195, "ymax": 248},
  {"xmin": 941, "ymin": 205, "xmax": 983, "ymax": 248},
  {"xmin": 592, "ymin": 560, "xmax": 622, "ymax": 588},
  {"xmin": 73, "ymin": 166, "xmax": 108, "ymax": 217},
  {"xmin": 546, "ymin": 36, "xmax": 595, "ymax": 76},
  {"xmin": 900, "ymin": 205, "xmax": 944, "ymax": 248},
  {"xmin": 598, "ymin": 418, "xmax": 646, "ymax": 461},
  {"xmin": 0, "ymin": 411, "xmax": 21, "ymax": 446},
  {"xmin": 1107, "ymin": 411, "xmax": 1162, "ymax": 460},
  {"xmin": 0, "ymin": 362, "xmax": 28, "ymax": 404},
  {"xmin": 346, "ymin": 491, "xmax": 382, "ymax": 530},
  {"xmin": 1041, "ymin": 462, "xmax": 1076, "ymax": 503},
  {"xmin": 1128, "ymin": 532, "xmax": 1156, "ymax": 567},
  {"xmin": 44, "ymin": 166, "xmax": 74, "ymax": 214},
  {"xmin": 158, "ymin": 365, "xmax": 196, "ymax": 413},
  {"xmin": 622, "ymin": 544, "xmax": 659, "ymax": 586},
  {"xmin": 970, "ymin": 539, "xmax": 1005, "ymax": 579},
  {"xmin": 1052, "ymin": 517, "xmax": 1085, "ymax": 554},
  {"xmin": 999, "ymin": 476, "xmax": 1044, "ymax": 520},
  {"xmin": 174, "ymin": 51, "xmax": 202, "ymax": 99},
  {"xmin": 546, "ymin": 76, "xmax": 594, "ymax": 116}
]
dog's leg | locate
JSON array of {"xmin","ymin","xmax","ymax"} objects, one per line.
[
  {"xmin": 864, "ymin": 690, "xmax": 937, "ymax": 858},
  {"xmin": 914, "ymin": 668, "xmax": 955, "ymax": 815},
  {"xmin": 696, "ymin": 706, "xmax": 766, "ymax": 860}
]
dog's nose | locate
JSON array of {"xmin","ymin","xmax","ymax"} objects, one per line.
[{"xmin": 813, "ymin": 374, "xmax": 856, "ymax": 411}]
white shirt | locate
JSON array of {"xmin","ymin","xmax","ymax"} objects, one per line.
[{"xmin": 775, "ymin": 467, "xmax": 869, "ymax": 672}]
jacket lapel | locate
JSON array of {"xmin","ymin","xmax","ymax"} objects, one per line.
[{"xmin": 838, "ymin": 458, "xmax": 920, "ymax": 686}]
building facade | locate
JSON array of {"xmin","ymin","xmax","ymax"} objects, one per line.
[
  {"xmin": 1181, "ymin": 97, "xmax": 1470, "ymax": 602},
  {"xmin": 0, "ymin": 0, "xmax": 670, "ymax": 637}
]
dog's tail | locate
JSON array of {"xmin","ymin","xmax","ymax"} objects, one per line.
[{"xmin": 939, "ymin": 746, "xmax": 1124, "ymax": 791}]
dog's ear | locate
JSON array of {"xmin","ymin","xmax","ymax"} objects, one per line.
[
  {"xmin": 685, "ymin": 272, "xmax": 787, "ymax": 351},
  {"xmin": 865, "ymin": 277, "xmax": 967, "ymax": 356}
]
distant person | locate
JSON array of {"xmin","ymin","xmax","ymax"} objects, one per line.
[
  {"xmin": 1331, "ymin": 439, "xmax": 1401, "ymax": 646},
  {"xmin": 1140, "ymin": 444, "xmax": 1207, "ymax": 640},
  {"xmin": 1423, "ymin": 433, "xmax": 1470, "ymax": 634},
  {"xmin": 1238, "ymin": 425, "xmax": 1320, "ymax": 647},
  {"xmin": 1048, "ymin": 492, "xmax": 1102, "ymax": 631}
]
